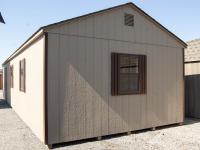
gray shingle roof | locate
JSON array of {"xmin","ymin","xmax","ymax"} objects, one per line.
[{"xmin": 185, "ymin": 38, "xmax": 200, "ymax": 62}]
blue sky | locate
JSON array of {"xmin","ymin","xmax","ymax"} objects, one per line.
[{"xmin": 1, "ymin": 0, "xmax": 200, "ymax": 67}]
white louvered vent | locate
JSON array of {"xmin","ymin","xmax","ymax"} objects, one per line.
[{"xmin": 124, "ymin": 14, "xmax": 134, "ymax": 27}]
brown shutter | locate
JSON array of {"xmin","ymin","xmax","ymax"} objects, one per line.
[
  {"xmin": 19, "ymin": 59, "xmax": 26, "ymax": 92},
  {"xmin": 10, "ymin": 66, "xmax": 14, "ymax": 88},
  {"xmin": 23, "ymin": 58, "xmax": 26, "ymax": 92},
  {"xmin": 111, "ymin": 53, "xmax": 118, "ymax": 95},
  {"xmin": 19, "ymin": 60, "xmax": 21, "ymax": 91},
  {"xmin": 139, "ymin": 55, "xmax": 146, "ymax": 94}
]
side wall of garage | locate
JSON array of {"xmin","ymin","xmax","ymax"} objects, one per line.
[{"xmin": 4, "ymin": 35, "xmax": 45, "ymax": 143}]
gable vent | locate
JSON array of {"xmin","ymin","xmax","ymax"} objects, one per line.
[{"xmin": 124, "ymin": 14, "xmax": 134, "ymax": 27}]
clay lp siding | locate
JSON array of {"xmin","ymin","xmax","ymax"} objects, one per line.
[
  {"xmin": 45, "ymin": 4, "xmax": 184, "ymax": 144},
  {"xmin": 4, "ymin": 36, "xmax": 45, "ymax": 142},
  {"xmin": 46, "ymin": 5, "xmax": 184, "ymax": 145},
  {"xmin": 47, "ymin": 33, "xmax": 183, "ymax": 144}
]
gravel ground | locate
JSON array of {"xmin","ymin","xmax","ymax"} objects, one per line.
[{"xmin": 1, "ymin": 94, "xmax": 200, "ymax": 150}]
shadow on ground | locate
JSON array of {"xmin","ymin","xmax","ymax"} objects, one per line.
[{"xmin": 52, "ymin": 117, "xmax": 200, "ymax": 149}]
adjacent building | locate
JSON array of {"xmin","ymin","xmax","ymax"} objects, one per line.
[
  {"xmin": 185, "ymin": 39, "xmax": 200, "ymax": 118},
  {"xmin": 2, "ymin": 2, "xmax": 186, "ymax": 147}
]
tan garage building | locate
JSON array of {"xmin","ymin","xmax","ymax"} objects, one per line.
[{"xmin": 2, "ymin": 2, "xmax": 187, "ymax": 148}]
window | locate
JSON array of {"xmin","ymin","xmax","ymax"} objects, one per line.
[
  {"xmin": 124, "ymin": 13, "xmax": 134, "ymax": 27},
  {"xmin": 19, "ymin": 59, "xmax": 26, "ymax": 92},
  {"xmin": 10, "ymin": 65, "xmax": 14, "ymax": 88},
  {"xmin": 111, "ymin": 53, "xmax": 146, "ymax": 95}
]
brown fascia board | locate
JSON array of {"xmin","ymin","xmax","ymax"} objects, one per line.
[{"xmin": 2, "ymin": 2, "xmax": 187, "ymax": 66}]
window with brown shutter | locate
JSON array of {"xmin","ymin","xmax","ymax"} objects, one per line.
[
  {"xmin": 111, "ymin": 53, "xmax": 146, "ymax": 95},
  {"xmin": 10, "ymin": 65, "xmax": 14, "ymax": 88},
  {"xmin": 19, "ymin": 59, "xmax": 26, "ymax": 92}
]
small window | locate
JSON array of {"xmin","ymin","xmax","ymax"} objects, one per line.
[
  {"xmin": 19, "ymin": 59, "xmax": 26, "ymax": 92},
  {"xmin": 10, "ymin": 65, "xmax": 14, "ymax": 88},
  {"xmin": 111, "ymin": 53, "xmax": 146, "ymax": 95},
  {"xmin": 124, "ymin": 13, "xmax": 134, "ymax": 26}
]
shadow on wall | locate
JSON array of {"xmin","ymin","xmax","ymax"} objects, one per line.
[{"xmin": 57, "ymin": 56, "xmax": 179, "ymax": 142}]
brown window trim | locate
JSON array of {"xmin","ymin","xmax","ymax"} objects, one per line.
[
  {"xmin": 111, "ymin": 53, "xmax": 146, "ymax": 95},
  {"xmin": 19, "ymin": 58, "xmax": 26, "ymax": 92}
]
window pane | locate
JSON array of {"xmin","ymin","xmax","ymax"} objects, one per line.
[
  {"xmin": 119, "ymin": 55, "xmax": 139, "ymax": 74},
  {"xmin": 118, "ymin": 55, "xmax": 140, "ymax": 93},
  {"xmin": 129, "ymin": 56, "xmax": 138, "ymax": 73},
  {"xmin": 129, "ymin": 74, "xmax": 139, "ymax": 91},
  {"xmin": 120, "ymin": 56, "xmax": 129, "ymax": 66},
  {"xmin": 119, "ymin": 74, "xmax": 129, "ymax": 92}
]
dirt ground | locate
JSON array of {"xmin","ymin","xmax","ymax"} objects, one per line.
[{"xmin": 1, "ymin": 94, "xmax": 200, "ymax": 150}]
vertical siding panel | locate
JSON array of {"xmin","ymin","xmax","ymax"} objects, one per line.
[
  {"xmin": 67, "ymin": 36, "xmax": 80, "ymax": 141},
  {"xmin": 155, "ymin": 47, "xmax": 162, "ymax": 126},
  {"xmin": 85, "ymin": 38, "xmax": 95, "ymax": 138},
  {"xmin": 101, "ymin": 40, "xmax": 109, "ymax": 136},
  {"xmin": 169, "ymin": 48, "xmax": 177, "ymax": 123},
  {"xmin": 165, "ymin": 47, "xmax": 171, "ymax": 124},
  {"xmin": 176, "ymin": 49, "xmax": 184, "ymax": 122},
  {"xmin": 48, "ymin": 33, "xmax": 60, "ymax": 143},
  {"xmin": 59, "ymin": 35, "xmax": 69, "ymax": 141},
  {"xmin": 146, "ymin": 46, "xmax": 156, "ymax": 127},
  {"xmin": 93, "ymin": 39, "xmax": 102, "ymax": 136},
  {"xmin": 159, "ymin": 47, "xmax": 167, "ymax": 125},
  {"xmin": 77, "ymin": 37, "xmax": 86, "ymax": 138}
]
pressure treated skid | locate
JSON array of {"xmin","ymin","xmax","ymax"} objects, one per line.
[{"xmin": 3, "ymin": 2, "xmax": 186, "ymax": 146}]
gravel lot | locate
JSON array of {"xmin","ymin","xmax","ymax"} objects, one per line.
[{"xmin": 1, "ymin": 92, "xmax": 200, "ymax": 150}]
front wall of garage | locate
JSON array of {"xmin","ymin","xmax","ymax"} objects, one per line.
[{"xmin": 46, "ymin": 5, "xmax": 184, "ymax": 144}]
